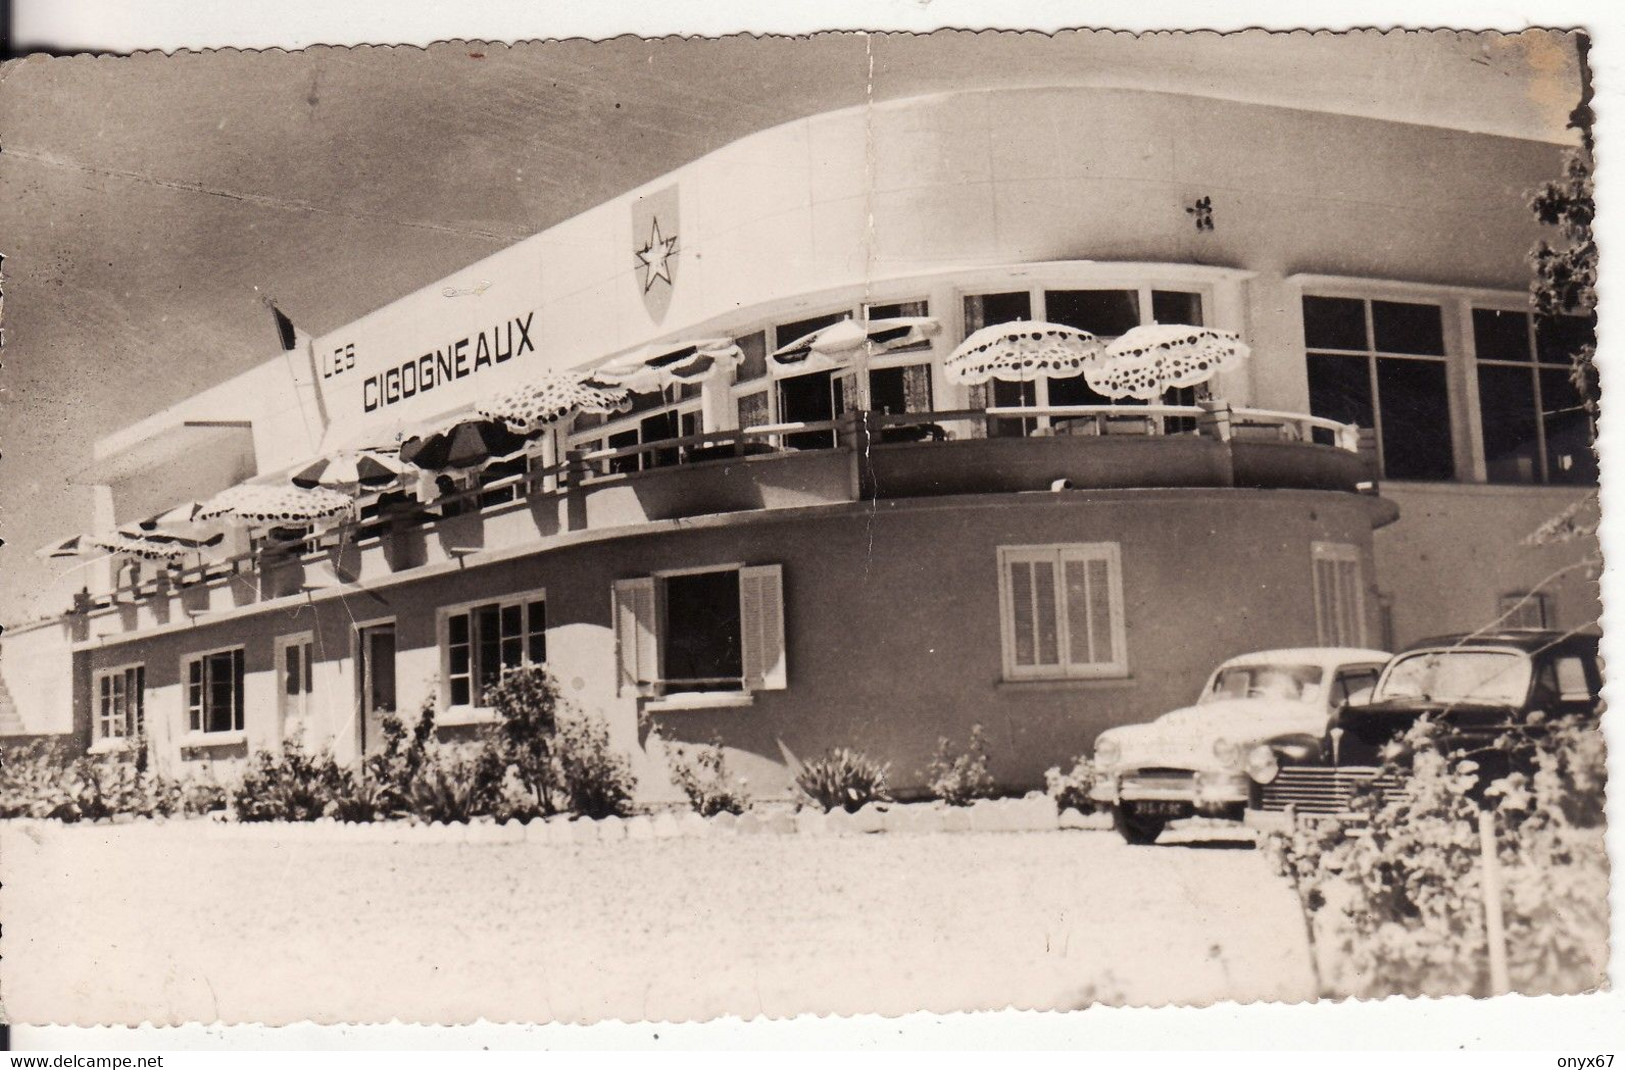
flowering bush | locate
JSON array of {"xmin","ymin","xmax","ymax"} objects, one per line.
[
  {"xmin": 553, "ymin": 713, "xmax": 636, "ymax": 819},
  {"xmin": 1044, "ymin": 756, "xmax": 1102, "ymax": 814},
  {"xmin": 1266, "ymin": 714, "xmax": 1608, "ymax": 998},
  {"xmin": 667, "ymin": 739, "xmax": 749, "ymax": 817},
  {"xmin": 925, "ymin": 724, "xmax": 997, "ymax": 806},
  {"xmin": 796, "ymin": 748, "xmax": 891, "ymax": 813}
]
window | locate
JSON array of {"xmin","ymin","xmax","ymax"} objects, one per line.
[
  {"xmin": 185, "ymin": 647, "xmax": 245, "ymax": 735},
  {"xmin": 276, "ymin": 633, "xmax": 316, "ymax": 729},
  {"xmin": 1304, "ymin": 296, "xmax": 1454, "ymax": 480},
  {"xmin": 1329, "ymin": 667, "xmax": 1382, "ymax": 708},
  {"xmin": 735, "ymin": 330, "xmax": 769, "ymax": 384},
  {"xmin": 613, "ymin": 565, "xmax": 785, "ymax": 696},
  {"xmin": 1472, "ymin": 307, "xmax": 1597, "ymax": 485},
  {"xmin": 997, "ymin": 544, "xmax": 1127, "ymax": 680},
  {"xmin": 441, "ymin": 592, "xmax": 547, "ymax": 709},
  {"xmin": 94, "ymin": 664, "xmax": 145, "ymax": 742},
  {"xmin": 1311, "ymin": 542, "xmax": 1367, "ymax": 647},
  {"xmin": 574, "ymin": 389, "xmax": 700, "ymax": 474},
  {"xmin": 1497, "ymin": 591, "xmax": 1551, "ymax": 629}
]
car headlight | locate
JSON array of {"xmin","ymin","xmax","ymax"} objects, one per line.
[
  {"xmin": 1212, "ymin": 737, "xmax": 1242, "ymax": 770},
  {"xmin": 1245, "ymin": 744, "xmax": 1280, "ymax": 784},
  {"xmin": 1094, "ymin": 736, "xmax": 1121, "ymax": 768}
]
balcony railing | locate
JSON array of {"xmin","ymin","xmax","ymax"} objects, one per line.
[{"xmin": 83, "ymin": 403, "xmax": 1364, "ymax": 611}]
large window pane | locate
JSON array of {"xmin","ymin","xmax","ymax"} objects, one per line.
[
  {"xmin": 1151, "ymin": 290, "xmax": 1203, "ymax": 327},
  {"xmin": 870, "ymin": 364, "xmax": 933, "ymax": 414},
  {"xmin": 664, "ymin": 570, "xmax": 743, "ymax": 689},
  {"xmin": 1307, "ymin": 353, "xmax": 1374, "ymax": 443},
  {"xmin": 964, "ymin": 291, "xmax": 1031, "ymax": 333},
  {"xmin": 1477, "ymin": 364, "xmax": 1541, "ymax": 484},
  {"xmin": 1376, "ymin": 358, "xmax": 1454, "ymax": 480},
  {"xmin": 1303, "ymin": 296, "xmax": 1367, "ymax": 351},
  {"xmin": 735, "ymin": 331, "xmax": 768, "ymax": 383},
  {"xmin": 1372, "ymin": 300, "xmax": 1444, "ymax": 355},
  {"xmin": 1540, "ymin": 366, "xmax": 1599, "ymax": 484},
  {"xmin": 1535, "ymin": 313, "xmax": 1597, "ymax": 365},
  {"xmin": 1473, "ymin": 308, "xmax": 1533, "ymax": 362},
  {"xmin": 1010, "ymin": 561, "xmax": 1037, "ymax": 666},
  {"xmin": 1048, "ymin": 373, "xmax": 1111, "ymax": 407},
  {"xmin": 1045, "ymin": 289, "xmax": 1139, "ymax": 336}
]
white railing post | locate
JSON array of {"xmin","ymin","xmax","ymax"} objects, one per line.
[{"xmin": 1479, "ymin": 808, "xmax": 1511, "ymax": 995}]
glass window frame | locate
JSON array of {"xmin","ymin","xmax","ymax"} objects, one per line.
[
  {"xmin": 437, "ymin": 587, "xmax": 548, "ymax": 713},
  {"xmin": 93, "ymin": 662, "xmax": 146, "ymax": 743},
  {"xmin": 183, "ymin": 645, "xmax": 246, "ymax": 736},
  {"xmin": 1302, "ymin": 293, "xmax": 1455, "ymax": 482},
  {"xmin": 1471, "ymin": 302, "xmax": 1595, "ymax": 486}
]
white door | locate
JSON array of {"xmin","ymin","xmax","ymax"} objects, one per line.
[{"xmin": 274, "ymin": 631, "xmax": 316, "ymax": 743}]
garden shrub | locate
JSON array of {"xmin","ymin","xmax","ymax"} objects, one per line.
[
  {"xmin": 667, "ymin": 739, "xmax": 749, "ymax": 817},
  {"xmin": 233, "ymin": 735, "xmax": 351, "ymax": 822},
  {"xmin": 1266, "ymin": 714, "xmax": 1609, "ymax": 998},
  {"xmin": 795, "ymin": 747, "xmax": 891, "ymax": 813},
  {"xmin": 405, "ymin": 742, "xmax": 503, "ymax": 824},
  {"xmin": 0, "ymin": 738, "xmax": 224, "ymax": 822},
  {"xmin": 925, "ymin": 724, "xmax": 997, "ymax": 806},
  {"xmin": 554, "ymin": 713, "xmax": 636, "ymax": 819},
  {"xmin": 1044, "ymin": 756, "xmax": 1101, "ymax": 814}
]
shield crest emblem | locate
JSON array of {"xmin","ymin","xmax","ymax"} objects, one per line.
[{"xmin": 632, "ymin": 184, "xmax": 680, "ymax": 323}]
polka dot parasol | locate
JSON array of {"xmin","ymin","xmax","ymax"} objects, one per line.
[
  {"xmin": 944, "ymin": 321, "xmax": 1104, "ymax": 384},
  {"xmin": 198, "ymin": 483, "xmax": 356, "ymax": 525},
  {"xmin": 475, "ymin": 372, "xmax": 632, "ymax": 436}
]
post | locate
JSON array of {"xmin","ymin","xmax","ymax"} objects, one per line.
[
  {"xmin": 1196, "ymin": 398, "xmax": 1233, "ymax": 442},
  {"xmin": 1478, "ymin": 808, "xmax": 1511, "ymax": 995}
]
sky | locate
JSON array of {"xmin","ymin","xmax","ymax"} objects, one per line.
[{"xmin": 0, "ymin": 28, "xmax": 1586, "ymax": 623}]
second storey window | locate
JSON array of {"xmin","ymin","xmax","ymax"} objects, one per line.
[
  {"xmin": 1472, "ymin": 307, "xmax": 1597, "ymax": 485},
  {"xmin": 997, "ymin": 544, "xmax": 1128, "ymax": 680},
  {"xmin": 186, "ymin": 647, "xmax": 245, "ymax": 735},
  {"xmin": 1303, "ymin": 295, "xmax": 1455, "ymax": 481},
  {"xmin": 442, "ymin": 593, "xmax": 547, "ymax": 708},
  {"xmin": 94, "ymin": 664, "xmax": 145, "ymax": 743},
  {"xmin": 613, "ymin": 565, "xmax": 786, "ymax": 696}
]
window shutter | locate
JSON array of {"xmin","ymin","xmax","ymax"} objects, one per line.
[
  {"xmin": 612, "ymin": 578, "xmax": 659, "ymax": 695},
  {"xmin": 739, "ymin": 564, "xmax": 787, "ymax": 691}
]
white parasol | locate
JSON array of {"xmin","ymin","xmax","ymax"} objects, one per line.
[
  {"xmin": 198, "ymin": 483, "xmax": 355, "ymax": 526},
  {"xmin": 1083, "ymin": 324, "xmax": 1250, "ymax": 400},
  {"xmin": 593, "ymin": 339, "xmax": 743, "ymax": 394},
  {"xmin": 768, "ymin": 316, "xmax": 941, "ymax": 378},
  {"xmin": 943, "ymin": 321, "xmax": 1104, "ymax": 384},
  {"xmin": 475, "ymin": 371, "xmax": 632, "ymax": 436}
]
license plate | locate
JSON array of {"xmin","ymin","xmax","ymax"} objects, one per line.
[{"xmin": 1131, "ymin": 800, "xmax": 1188, "ymax": 818}]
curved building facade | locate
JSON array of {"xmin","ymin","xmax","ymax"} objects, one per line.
[{"xmin": 12, "ymin": 86, "xmax": 1595, "ymax": 799}]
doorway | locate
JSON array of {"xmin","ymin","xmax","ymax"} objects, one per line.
[
  {"xmin": 777, "ymin": 369, "xmax": 844, "ymax": 449},
  {"xmin": 356, "ymin": 621, "xmax": 396, "ymax": 754}
]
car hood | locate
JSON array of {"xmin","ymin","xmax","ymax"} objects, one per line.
[{"xmin": 1100, "ymin": 698, "xmax": 1329, "ymax": 771}]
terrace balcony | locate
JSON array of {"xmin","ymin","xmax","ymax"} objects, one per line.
[{"xmin": 77, "ymin": 402, "xmax": 1388, "ymax": 634}]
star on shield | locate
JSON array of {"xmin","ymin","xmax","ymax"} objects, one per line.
[{"xmin": 634, "ymin": 217, "xmax": 679, "ymax": 295}]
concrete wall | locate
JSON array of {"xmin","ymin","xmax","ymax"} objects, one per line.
[
  {"xmin": 1374, "ymin": 484, "xmax": 1602, "ymax": 647},
  {"xmin": 83, "ymin": 487, "xmax": 1383, "ymax": 795},
  {"xmin": 0, "ymin": 618, "xmax": 77, "ymax": 737}
]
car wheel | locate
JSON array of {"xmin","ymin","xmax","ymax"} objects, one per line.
[{"xmin": 1113, "ymin": 805, "xmax": 1166, "ymax": 845}]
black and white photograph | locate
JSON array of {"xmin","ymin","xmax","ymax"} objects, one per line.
[{"xmin": 0, "ymin": 15, "xmax": 1613, "ymax": 1038}]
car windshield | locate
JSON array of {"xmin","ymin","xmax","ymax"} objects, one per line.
[
  {"xmin": 1202, "ymin": 664, "xmax": 1323, "ymax": 704},
  {"xmin": 1374, "ymin": 649, "xmax": 1531, "ymax": 705}
]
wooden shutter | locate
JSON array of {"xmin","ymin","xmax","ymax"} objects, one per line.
[
  {"xmin": 739, "ymin": 564, "xmax": 787, "ymax": 691},
  {"xmin": 612, "ymin": 577, "xmax": 659, "ymax": 695}
]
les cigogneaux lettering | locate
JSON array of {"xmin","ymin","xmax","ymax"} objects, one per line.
[{"xmin": 323, "ymin": 311, "xmax": 537, "ymax": 413}]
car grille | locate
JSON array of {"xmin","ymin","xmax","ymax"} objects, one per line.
[{"xmin": 1258, "ymin": 767, "xmax": 1410, "ymax": 815}]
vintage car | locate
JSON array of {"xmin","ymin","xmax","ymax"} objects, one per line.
[
  {"xmin": 1244, "ymin": 630, "xmax": 1604, "ymax": 829},
  {"xmin": 1089, "ymin": 647, "xmax": 1391, "ymax": 844}
]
